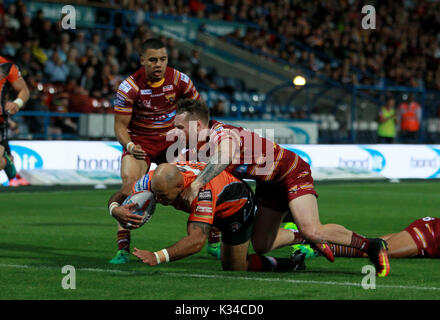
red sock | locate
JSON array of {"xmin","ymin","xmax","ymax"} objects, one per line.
[
  {"xmin": 286, "ymin": 228, "xmax": 306, "ymax": 244},
  {"xmin": 329, "ymin": 244, "xmax": 364, "ymax": 257},
  {"xmin": 350, "ymin": 232, "xmax": 370, "ymax": 252},
  {"xmin": 248, "ymin": 254, "xmax": 277, "ymax": 271},
  {"xmin": 208, "ymin": 227, "xmax": 221, "ymax": 244},
  {"xmin": 117, "ymin": 230, "xmax": 130, "ymax": 252}
]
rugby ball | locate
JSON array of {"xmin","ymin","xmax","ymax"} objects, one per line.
[{"xmin": 121, "ymin": 190, "xmax": 156, "ymax": 229}]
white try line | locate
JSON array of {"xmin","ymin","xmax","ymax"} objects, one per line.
[{"xmin": 1, "ymin": 263, "xmax": 440, "ymax": 292}]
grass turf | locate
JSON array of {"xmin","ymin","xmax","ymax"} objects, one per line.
[{"xmin": 1, "ymin": 181, "xmax": 439, "ymax": 300}]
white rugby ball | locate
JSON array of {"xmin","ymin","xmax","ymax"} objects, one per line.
[{"xmin": 121, "ymin": 190, "xmax": 156, "ymax": 229}]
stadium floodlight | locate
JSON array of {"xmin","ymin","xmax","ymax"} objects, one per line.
[{"xmin": 293, "ymin": 75, "xmax": 306, "ymax": 86}]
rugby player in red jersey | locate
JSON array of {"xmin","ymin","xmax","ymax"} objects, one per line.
[
  {"xmin": 325, "ymin": 217, "xmax": 440, "ymax": 259},
  {"xmin": 172, "ymin": 99, "xmax": 391, "ymax": 277},
  {"xmin": 109, "ymin": 38, "xmax": 200, "ymax": 264},
  {"xmin": 109, "ymin": 161, "xmax": 306, "ymax": 272},
  {"xmin": 0, "ymin": 56, "xmax": 30, "ymax": 181}
]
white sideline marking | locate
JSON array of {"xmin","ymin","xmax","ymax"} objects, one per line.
[{"xmin": 1, "ymin": 263, "xmax": 440, "ymax": 292}]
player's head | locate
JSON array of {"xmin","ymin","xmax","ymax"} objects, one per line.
[
  {"xmin": 175, "ymin": 99, "xmax": 210, "ymax": 146},
  {"xmin": 151, "ymin": 163, "xmax": 184, "ymax": 205},
  {"xmin": 140, "ymin": 38, "xmax": 168, "ymax": 82}
]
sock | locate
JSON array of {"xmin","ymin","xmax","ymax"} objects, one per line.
[
  {"xmin": 117, "ymin": 230, "xmax": 130, "ymax": 252},
  {"xmin": 350, "ymin": 232, "xmax": 370, "ymax": 252},
  {"xmin": 329, "ymin": 244, "xmax": 364, "ymax": 257},
  {"xmin": 286, "ymin": 228, "xmax": 306, "ymax": 244},
  {"xmin": 208, "ymin": 227, "xmax": 221, "ymax": 244},
  {"xmin": 248, "ymin": 254, "xmax": 300, "ymax": 272}
]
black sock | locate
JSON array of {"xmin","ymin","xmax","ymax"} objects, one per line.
[{"xmin": 248, "ymin": 254, "xmax": 302, "ymax": 272}]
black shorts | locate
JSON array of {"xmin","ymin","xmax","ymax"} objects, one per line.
[
  {"xmin": 213, "ymin": 183, "xmax": 257, "ymax": 246},
  {"xmin": 0, "ymin": 121, "xmax": 10, "ymax": 154}
]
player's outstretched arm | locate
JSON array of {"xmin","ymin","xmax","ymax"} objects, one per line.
[
  {"xmin": 181, "ymin": 137, "xmax": 238, "ymax": 201},
  {"xmin": 133, "ymin": 222, "xmax": 211, "ymax": 266},
  {"xmin": 5, "ymin": 77, "xmax": 30, "ymax": 115},
  {"xmin": 114, "ymin": 114, "xmax": 146, "ymax": 160}
]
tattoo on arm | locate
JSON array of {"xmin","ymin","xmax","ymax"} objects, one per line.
[
  {"xmin": 195, "ymin": 158, "xmax": 229, "ymax": 186},
  {"xmin": 189, "ymin": 222, "xmax": 212, "ymax": 236}
]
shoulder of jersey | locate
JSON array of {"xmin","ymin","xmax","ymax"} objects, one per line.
[{"xmin": 210, "ymin": 120, "xmax": 226, "ymax": 132}]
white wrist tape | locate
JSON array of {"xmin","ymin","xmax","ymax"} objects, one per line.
[
  {"xmin": 13, "ymin": 98, "xmax": 24, "ymax": 108},
  {"xmin": 162, "ymin": 249, "xmax": 170, "ymax": 262},
  {"xmin": 109, "ymin": 202, "xmax": 119, "ymax": 216},
  {"xmin": 154, "ymin": 252, "xmax": 161, "ymax": 264},
  {"xmin": 126, "ymin": 142, "xmax": 135, "ymax": 153}
]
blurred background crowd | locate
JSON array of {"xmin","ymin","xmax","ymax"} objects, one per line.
[{"xmin": 0, "ymin": 0, "xmax": 439, "ymax": 141}]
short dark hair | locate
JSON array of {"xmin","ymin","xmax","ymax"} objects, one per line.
[
  {"xmin": 140, "ymin": 38, "xmax": 166, "ymax": 55},
  {"xmin": 177, "ymin": 99, "xmax": 210, "ymax": 124}
]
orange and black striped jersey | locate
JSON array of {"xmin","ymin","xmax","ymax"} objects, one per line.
[
  {"xmin": 0, "ymin": 56, "xmax": 21, "ymax": 124},
  {"xmin": 114, "ymin": 66, "xmax": 199, "ymax": 136},
  {"xmin": 133, "ymin": 161, "xmax": 249, "ymax": 225}
]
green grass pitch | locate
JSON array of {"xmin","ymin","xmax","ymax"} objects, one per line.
[{"xmin": 1, "ymin": 181, "xmax": 439, "ymax": 300}]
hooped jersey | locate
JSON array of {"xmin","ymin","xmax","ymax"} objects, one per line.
[
  {"xmin": 198, "ymin": 120, "xmax": 304, "ymax": 184},
  {"xmin": 0, "ymin": 56, "xmax": 21, "ymax": 124},
  {"xmin": 114, "ymin": 66, "xmax": 199, "ymax": 136},
  {"xmin": 133, "ymin": 161, "xmax": 250, "ymax": 225},
  {"xmin": 405, "ymin": 217, "xmax": 440, "ymax": 258}
]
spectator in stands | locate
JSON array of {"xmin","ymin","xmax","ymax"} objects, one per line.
[
  {"xmin": 192, "ymin": 67, "xmax": 217, "ymax": 90},
  {"xmin": 377, "ymin": 97, "xmax": 397, "ymax": 144},
  {"xmin": 55, "ymin": 33, "xmax": 71, "ymax": 63},
  {"xmin": 44, "ymin": 51, "xmax": 69, "ymax": 84},
  {"xmin": 89, "ymin": 32, "xmax": 104, "ymax": 62},
  {"xmin": 210, "ymin": 99, "xmax": 226, "ymax": 117},
  {"xmin": 50, "ymin": 92, "xmax": 77, "ymax": 138},
  {"xmin": 16, "ymin": 49, "xmax": 41, "ymax": 79},
  {"xmin": 190, "ymin": 49, "xmax": 201, "ymax": 70},
  {"xmin": 38, "ymin": 19, "xmax": 57, "ymax": 52},
  {"xmin": 104, "ymin": 45, "xmax": 120, "ymax": 70},
  {"xmin": 118, "ymin": 39, "xmax": 139, "ymax": 75},
  {"xmin": 398, "ymin": 94, "xmax": 422, "ymax": 144},
  {"xmin": 65, "ymin": 48, "xmax": 82, "ymax": 81},
  {"xmin": 72, "ymin": 31, "xmax": 87, "ymax": 57},
  {"xmin": 4, "ymin": 3, "xmax": 19, "ymax": 32},
  {"xmin": 79, "ymin": 65, "xmax": 96, "ymax": 95},
  {"xmin": 107, "ymin": 27, "xmax": 126, "ymax": 55},
  {"xmin": 24, "ymin": 75, "xmax": 49, "ymax": 135},
  {"xmin": 17, "ymin": 14, "xmax": 33, "ymax": 43},
  {"xmin": 30, "ymin": 37, "xmax": 48, "ymax": 65},
  {"xmin": 30, "ymin": 9, "xmax": 44, "ymax": 35}
]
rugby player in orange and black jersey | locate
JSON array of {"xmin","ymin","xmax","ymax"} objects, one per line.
[
  {"xmin": 109, "ymin": 161, "xmax": 306, "ymax": 272},
  {"xmin": 109, "ymin": 38, "xmax": 200, "ymax": 264},
  {"xmin": 0, "ymin": 56, "xmax": 30, "ymax": 180}
]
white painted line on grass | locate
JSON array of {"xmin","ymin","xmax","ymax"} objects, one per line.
[{"xmin": 1, "ymin": 263, "xmax": 440, "ymax": 292}]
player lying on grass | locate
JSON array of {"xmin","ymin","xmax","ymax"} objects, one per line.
[
  {"xmin": 303, "ymin": 217, "xmax": 440, "ymax": 259},
  {"xmin": 172, "ymin": 98, "xmax": 390, "ymax": 277},
  {"xmin": 108, "ymin": 161, "xmax": 306, "ymax": 272}
]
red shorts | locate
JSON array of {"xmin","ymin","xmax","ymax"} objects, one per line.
[
  {"xmin": 255, "ymin": 154, "xmax": 317, "ymax": 213},
  {"xmin": 404, "ymin": 217, "xmax": 440, "ymax": 258},
  {"xmin": 121, "ymin": 133, "xmax": 176, "ymax": 169}
]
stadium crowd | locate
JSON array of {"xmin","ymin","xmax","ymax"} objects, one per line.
[
  {"xmin": 200, "ymin": 0, "xmax": 440, "ymax": 89},
  {"xmin": 1, "ymin": 0, "xmax": 439, "ymax": 140},
  {"xmin": 0, "ymin": 0, "xmax": 229, "ymax": 137},
  {"xmin": 103, "ymin": 0, "xmax": 440, "ymax": 89}
]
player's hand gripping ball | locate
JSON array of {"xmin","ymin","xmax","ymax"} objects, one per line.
[{"xmin": 121, "ymin": 190, "xmax": 156, "ymax": 229}]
